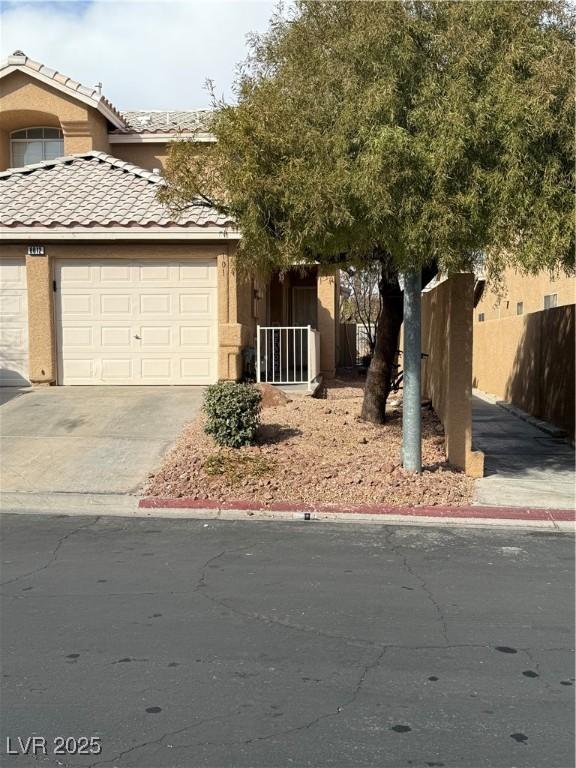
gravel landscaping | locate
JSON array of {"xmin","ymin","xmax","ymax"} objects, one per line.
[{"xmin": 145, "ymin": 377, "xmax": 474, "ymax": 507}]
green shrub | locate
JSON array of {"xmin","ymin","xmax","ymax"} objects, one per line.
[{"xmin": 203, "ymin": 381, "xmax": 262, "ymax": 448}]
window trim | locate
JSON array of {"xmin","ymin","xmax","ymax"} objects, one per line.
[{"xmin": 10, "ymin": 126, "xmax": 64, "ymax": 167}]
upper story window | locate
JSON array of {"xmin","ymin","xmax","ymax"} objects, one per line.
[
  {"xmin": 10, "ymin": 127, "xmax": 64, "ymax": 167},
  {"xmin": 544, "ymin": 293, "xmax": 558, "ymax": 310}
]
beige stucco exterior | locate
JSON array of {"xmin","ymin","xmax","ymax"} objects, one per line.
[
  {"xmin": 2, "ymin": 242, "xmax": 340, "ymax": 386},
  {"xmin": 473, "ymin": 304, "xmax": 575, "ymax": 436},
  {"xmin": 475, "ymin": 266, "xmax": 575, "ymax": 322},
  {"xmin": 422, "ymin": 274, "xmax": 484, "ymax": 478},
  {"xmin": 111, "ymin": 143, "xmax": 170, "ymax": 172},
  {"xmin": 0, "ymin": 71, "xmax": 111, "ymax": 168},
  {"xmin": 0, "ymin": 61, "xmax": 341, "ymax": 387},
  {"xmin": 317, "ymin": 271, "xmax": 339, "ymax": 379}
]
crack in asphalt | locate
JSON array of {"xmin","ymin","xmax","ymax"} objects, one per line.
[
  {"xmin": 85, "ymin": 714, "xmax": 225, "ymax": 768},
  {"xmin": 0, "ymin": 517, "xmax": 101, "ymax": 588},
  {"xmin": 183, "ymin": 645, "xmax": 390, "ymax": 751},
  {"xmin": 400, "ymin": 552, "xmax": 451, "ymax": 645},
  {"xmin": 385, "ymin": 528, "xmax": 451, "ymax": 645}
]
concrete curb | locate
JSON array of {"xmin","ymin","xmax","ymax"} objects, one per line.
[
  {"xmin": 1, "ymin": 493, "xmax": 573, "ymax": 531},
  {"xmin": 138, "ymin": 497, "xmax": 574, "ymax": 523}
]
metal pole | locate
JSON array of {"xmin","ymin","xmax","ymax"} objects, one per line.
[
  {"xmin": 402, "ymin": 270, "xmax": 422, "ymax": 472},
  {"xmin": 256, "ymin": 325, "xmax": 261, "ymax": 383}
]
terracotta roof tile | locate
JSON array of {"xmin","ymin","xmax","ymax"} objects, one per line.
[{"xmin": 0, "ymin": 152, "xmax": 233, "ymax": 230}]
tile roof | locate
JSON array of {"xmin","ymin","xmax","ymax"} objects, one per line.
[
  {"xmin": 1, "ymin": 51, "xmax": 126, "ymax": 128},
  {"xmin": 0, "ymin": 152, "xmax": 233, "ymax": 229},
  {"xmin": 116, "ymin": 110, "xmax": 213, "ymax": 135}
]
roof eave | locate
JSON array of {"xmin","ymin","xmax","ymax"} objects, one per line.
[
  {"xmin": 0, "ymin": 225, "xmax": 241, "ymax": 241},
  {"xmin": 108, "ymin": 132, "xmax": 216, "ymax": 144}
]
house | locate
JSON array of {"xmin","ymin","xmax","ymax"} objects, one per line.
[
  {"xmin": 0, "ymin": 51, "xmax": 339, "ymax": 388},
  {"xmin": 473, "ymin": 266, "xmax": 575, "ymax": 323}
]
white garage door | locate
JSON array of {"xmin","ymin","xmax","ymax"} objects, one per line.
[
  {"xmin": 56, "ymin": 259, "xmax": 218, "ymax": 385},
  {"xmin": 0, "ymin": 258, "xmax": 30, "ymax": 387}
]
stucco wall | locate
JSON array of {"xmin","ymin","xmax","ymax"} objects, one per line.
[
  {"xmin": 475, "ymin": 266, "xmax": 575, "ymax": 322},
  {"xmin": 3, "ymin": 242, "xmax": 247, "ymax": 384},
  {"xmin": 473, "ymin": 305, "xmax": 575, "ymax": 435},
  {"xmin": 317, "ymin": 270, "xmax": 339, "ymax": 378},
  {"xmin": 0, "ymin": 71, "xmax": 111, "ymax": 168},
  {"xmin": 112, "ymin": 143, "xmax": 170, "ymax": 172},
  {"xmin": 421, "ymin": 274, "xmax": 484, "ymax": 478}
]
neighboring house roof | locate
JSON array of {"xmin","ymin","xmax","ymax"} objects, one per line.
[
  {"xmin": 0, "ymin": 152, "xmax": 234, "ymax": 235},
  {"xmin": 0, "ymin": 50, "xmax": 126, "ymax": 129},
  {"xmin": 116, "ymin": 109, "xmax": 212, "ymax": 134}
]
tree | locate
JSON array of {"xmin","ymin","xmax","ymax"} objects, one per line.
[
  {"xmin": 340, "ymin": 266, "xmax": 382, "ymax": 360},
  {"xmin": 160, "ymin": 0, "xmax": 574, "ymax": 423}
]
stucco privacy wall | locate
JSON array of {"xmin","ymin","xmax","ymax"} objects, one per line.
[
  {"xmin": 473, "ymin": 304, "xmax": 575, "ymax": 435},
  {"xmin": 0, "ymin": 71, "xmax": 110, "ymax": 168},
  {"xmin": 421, "ymin": 274, "xmax": 484, "ymax": 478},
  {"xmin": 2, "ymin": 242, "xmax": 247, "ymax": 384},
  {"xmin": 317, "ymin": 271, "xmax": 339, "ymax": 378}
]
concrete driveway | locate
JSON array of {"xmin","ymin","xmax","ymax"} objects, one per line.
[{"xmin": 0, "ymin": 387, "xmax": 203, "ymax": 499}]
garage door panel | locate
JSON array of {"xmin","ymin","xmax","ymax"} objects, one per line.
[
  {"xmin": 62, "ymin": 326, "xmax": 94, "ymax": 346},
  {"xmin": 61, "ymin": 294, "xmax": 93, "ymax": 316},
  {"xmin": 179, "ymin": 326, "xmax": 212, "ymax": 347},
  {"xmin": 102, "ymin": 358, "xmax": 134, "ymax": 379},
  {"xmin": 100, "ymin": 294, "xmax": 133, "ymax": 315},
  {"xmin": 99, "ymin": 264, "xmax": 132, "ymax": 283},
  {"xmin": 139, "ymin": 326, "xmax": 172, "ymax": 346},
  {"xmin": 0, "ymin": 258, "xmax": 30, "ymax": 386},
  {"xmin": 101, "ymin": 326, "xmax": 133, "ymax": 347},
  {"xmin": 139, "ymin": 263, "xmax": 172, "ymax": 282},
  {"xmin": 62, "ymin": 359, "xmax": 95, "ymax": 380},
  {"xmin": 140, "ymin": 294, "xmax": 171, "ymax": 314},
  {"xmin": 181, "ymin": 357, "xmax": 213, "ymax": 379},
  {"xmin": 179, "ymin": 292, "xmax": 213, "ymax": 315},
  {"xmin": 58, "ymin": 263, "xmax": 93, "ymax": 283},
  {"xmin": 0, "ymin": 294, "xmax": 25, "ymax": 316},
  {"xmin": 56, "ymin": 259, "xmax": 217, "ymax": 385},
  {"xmin": 178, "ymin": 261, "xmax": 216, "ymax": 285}
]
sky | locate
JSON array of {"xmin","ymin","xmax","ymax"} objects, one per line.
[{"xmin": 0, "ymin": 0, "xmax": 279, "ymax": 109}]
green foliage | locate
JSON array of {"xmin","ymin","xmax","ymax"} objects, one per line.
[
  {"xmin": 160, "ymin": 0, "xmax": 574, "ymax": 280},
  {"xmin": 204, "ymin": 452, "xmax": 276, "ymax": 485},
  {"xmin": 203, "ymin": 381, "xmax": 262, "ymax": 448}
]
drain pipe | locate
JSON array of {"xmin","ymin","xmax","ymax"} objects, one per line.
[{"xmin": 402, "ymin": 270, "xmax": 422, "ymax": 472}]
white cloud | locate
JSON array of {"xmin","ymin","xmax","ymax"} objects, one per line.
[{"xmin": 0, "ymin": 0, "xmax": 278, "ymax": 109}]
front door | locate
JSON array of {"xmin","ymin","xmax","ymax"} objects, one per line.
[{"xmin": 292, "ymin": 286, "xmax": 317, "ymax": 329}]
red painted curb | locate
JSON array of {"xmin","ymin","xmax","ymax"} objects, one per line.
[{"xmin": 138, "ymin": 497, "xmax": 575, "ymax": 522}]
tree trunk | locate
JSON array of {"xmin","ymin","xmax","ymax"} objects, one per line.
[{"xmin": 360, "ymin": 269, "xmax": 403, "ymax": 424}]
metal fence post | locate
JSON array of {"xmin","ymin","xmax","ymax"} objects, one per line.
[
  {"xmin": 256, "ymin": 325, "xmax": 261, "ymax": 383},
  {"xmin": 402, "ymin": 270, "xmax": 422, "ymax": 472}
]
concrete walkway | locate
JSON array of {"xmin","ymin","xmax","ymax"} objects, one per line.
[
  {"xmin": 0, "ymin": 387, "xmax": 203, "ymax": 502},
  {"xmin": 472, "ymin": 392, "xmax": 575, "ymax": 509}
]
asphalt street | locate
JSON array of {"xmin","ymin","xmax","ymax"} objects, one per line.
[{"xmin": 0, "ymin": 514, "xmax": 574, "ymax": 768}]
